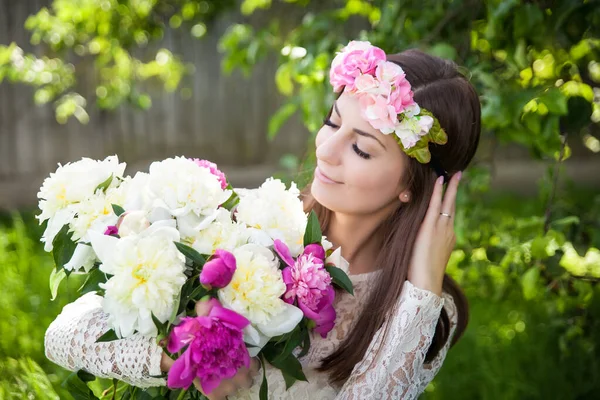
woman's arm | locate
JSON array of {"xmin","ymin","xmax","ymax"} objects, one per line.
[
  {"xmin": 44, "ymin": 292, "xmax": 166, "ymax": 388},
  {"xmin": 335, "ymin": 281, "xmax": 452, "ymax": 400}
]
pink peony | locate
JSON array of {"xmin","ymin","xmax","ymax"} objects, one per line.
[
  {"xmin": 200, "ymin": 249, "xmax": 236, "ymax": 289},
  {"xmin": 389, "ymin": 74, "xmax": 415, "ymax": 114},
  {"xmin": 192, "ymin": 159, "xmax": 228, "ymax": 190},
  {"xmin": 167, "ymin": 298, "xmax": 250, "ymax": 393},
  {"xmin": 330, "ymin": 41, "xmax": 386, "ymax": 92},
  {"xmin": 358, "ymin": 93, "xmax": 398, "ymax": 134},
  {"xmin": 274, "ymin": 240, "xmax": 336, "ymax": 338}
]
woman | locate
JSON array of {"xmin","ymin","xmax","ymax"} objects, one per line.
[{"xmin": 45, "ymin": 41, "xmax": 480, "ymax": 399}]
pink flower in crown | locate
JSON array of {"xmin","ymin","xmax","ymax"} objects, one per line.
[
  {"xmin": 192, "ymin": 159, "xmax": 228, "ymax": 190},
  {"xmin": 167, "ymin": 298, "xmax": 250, "ymax": 393},
  {"xmin": 358, "ymin": 93, "xmax": 398, "ymax": 134},
  {"xmin": 354, "ymin": 74, "xmax": 391, "ymax": 97},
  {"xmin": 274, "ymin": 240, "xmax": 336, "ymax": 338},
  {"xmin": 389, "ymin": 74, "xmax": 415, "ymax": 114},
  {"xmin": 330, "ymin": 41, "xmax": 386, "ymax": 92}
]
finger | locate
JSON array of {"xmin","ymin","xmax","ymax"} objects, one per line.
[
  {"xmin": 231, "ymin": 368, "xmax": 254, "ymax": 389},
  {"xmin": 424, "ymin": 175, "xmax": 445, "ymax": 224},
  {"xmin": 250, "ymin": 357, "xmax": 260, "ymax": 375},
  {"xmin": 440, "ymin": 171, "xmax": 462, "ymax": 218}
]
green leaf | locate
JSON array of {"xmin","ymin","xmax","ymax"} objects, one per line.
[
  {"xmin": 111, "ymin": 204, "xmax": 125, "ymax": 216},
  {"xmin": 77, "ymin": 370, "xmax": 96, "ymax": 383},
  {"xmin": 174, "ymin": 242, "xmax": 206, "ymax": 267},
  {"xmin": 49, "ymin": 268, "xmax": 67, "ymax": 301},
  {"xmin": 221, "ymin": 190, "xmax": 240, "ymax": 211},
  {"xmin": 303, "ymin": 211, "xmax": 322, "ymax": 247},
  {"xmin": 95, "ymin": 174, "xmax": 113, "ymax": 193},
  {"xmin": 561, "ymin": 96, "xmax": 593, "ymax": 133},
  {"xmin": 259, "ymin": 355, "xmax": 268, "ymax": 400},
  {"xmin": 297, "ymin": 326, "xmax": 310, "ymax": 358},
  {"xmin": 268, "ymin": 103, "xmax": 297, "ymax": 140},
  {"xmin": 521, "ymin": 267, "xmax": 540, "ymax": 300},
  {"xmin": 325, "ymin": 265, "xmax": 354, "ymax": 295},
  {"xmin": 96, "ymin": 329, "xmax": 119, "ymax": 343},
  {"xmin": 272, "ymin": 327, "xmax": 303, "ymax": 364},
  {"xmin": 78, "ymin": 267, "xmax": 107, "ymax": 295},
  {"xmin": 152, "ymin": 312, "xmax": 168, "ymax": 337},
  {"xmin": 539, "ymin": 88, "xmax": 568, "ymax": 116},
  {"xmin": 269, "ymin": 353, "xmax": 307, "ymax": 382},
  {"xmin": 282, "ymin": 370, "xmax": 297, "ymax": 390},
  {"xmin": 52, "ymin": 224, "xmax": 77, "ymax": 273},
  {"xmin": 61, "ymin": 370, "xmax": 99, "ymax": 400},
  {"xmin": 550, "ymin": 216, "xmax": 580, "ymax": 228},
  {"xmin": 275, "ymin": 63, "xmax": 294, "ymax": 95}
]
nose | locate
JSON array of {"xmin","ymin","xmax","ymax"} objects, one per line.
[{"xmin": 315, "ymin": 127, "xmax": 344, "ymax": 166}]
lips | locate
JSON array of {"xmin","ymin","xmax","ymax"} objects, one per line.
[{"xmin": 315, "ymin": 166, "xmax": 341, "ymax": 184}]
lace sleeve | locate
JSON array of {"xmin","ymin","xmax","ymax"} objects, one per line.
[
  {"xmin": 416, "ymin": 291, "xmax": 458, "ymax": 394},
  {"xmin": 335, "ymin": 281, "xmax": 445, "ymax": 400},
  {"xmin": 44, "ymin": 292, "xmax": 166, "ymax": 388}
]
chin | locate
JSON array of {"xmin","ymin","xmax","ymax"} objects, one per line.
[{"xmin": 310, "ymin": 180, "xmax": 343, "ymax": 213}]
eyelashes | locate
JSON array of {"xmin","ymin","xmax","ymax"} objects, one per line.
[
  {"xmin": 352, "ymin": 143, "xmax": 371, "ymax": 159},
  {"xmin": 323, "ymin": 118, "xmax": 371, "ymax": 160}
]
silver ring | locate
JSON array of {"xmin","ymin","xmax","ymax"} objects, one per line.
[{"xmin": 440, "ymin": 212, "xmax": 452, "ymax": 218}]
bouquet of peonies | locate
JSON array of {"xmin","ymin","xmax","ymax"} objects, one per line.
[{"xmin": 38, "ymin": 155, "xmax": 352, "ymax": 399}]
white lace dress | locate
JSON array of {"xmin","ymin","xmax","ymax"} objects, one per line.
[{"xmin": 45, "ymin": 268, "xmax": 457, "ymax": 399}]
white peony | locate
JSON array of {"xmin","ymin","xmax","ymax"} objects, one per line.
[
  {"xmin": 147, "ymin": 157, "xmax": 231, "ymax": 218},
  {"xmin": 236, "ymin": 178, "xmax": 307, "ymax": 256},
  {"xmin": 38, "ymin": 155, "xmax": 126, "ymax": 223},
  {"xmin": 68, "ymin": 191, "xmax": 120, "ymax": 242},
  {"xmin": 218, "ymin": 244, "xmax": 303, "ymax": 340},
  {"xmin": 116, "ymin": 210, "xmax": 151, "ymax": 238},
  {"xmin": 188, "ymin": 208, "xmax": 249, "ymax": 255},
  {"xmin": 38, "ymin": 156, "xmax": 126, "ymax": 250},
  {"xmin": 88, "ymin": 224, "xmax": 186, "ymax": 337}
]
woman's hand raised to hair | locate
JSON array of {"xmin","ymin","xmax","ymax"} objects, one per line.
[
  {"xmin": 408, "ymin": 172, "xmax": 462, "ymax": 297},
  {"xmin": 160, "ymin": 300, "xmax": 261, "ymax": 400}
]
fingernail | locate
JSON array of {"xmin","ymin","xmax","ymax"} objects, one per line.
[
  {"xmin": 457, "ymin": 171, "xmax": 463, "ymax": 181},
  {"xmin": 437, "ymin": 176, "xmax": 444, "ymax": 185}
]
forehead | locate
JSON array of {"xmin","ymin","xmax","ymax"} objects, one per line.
[{"xmin": 335, "ymin": 92, "xmax": 400, "ymax": 149}]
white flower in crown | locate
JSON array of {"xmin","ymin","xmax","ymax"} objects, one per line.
[
  {"xmin": 37, "ymin": 155, "xmax": 126, "ymax": 251},
  {"xmin": 394, "ymin": 115, "xmax": 435, "ymax": 149},
  {"xmin": 235, "ymin": 178, "xmax": 307, "ymax": 256},
  {"xmin": 88, "ymin": 223, "xmax": 186, "ymax": 338}
]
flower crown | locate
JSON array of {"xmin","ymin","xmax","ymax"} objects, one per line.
[{"xmin": 329, "ymin": 41, "xmax": 447, "ymax": 164}]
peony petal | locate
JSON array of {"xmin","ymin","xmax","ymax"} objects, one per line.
[
  {"xmin": 256, "ymin": 302, "xmax": 303, "ymax": 337},
  {"xmin": 243, "ymin": 325, "xmax": 270, "ymax": 357},
  {"xmin": 195, "ymin": 298, "xmax": 220, "ymax": 317},
  {"xmin": 63, "ymin": 243, "xmax": 95, "ymax": 272},
  {"xmin": 209, "ymin": 304, "xmax": 250, "ymax": 330},
  {"xmin": 303, "ymin": 244, "xmax": 325, "ymax": 261},
  {"xmin": 273, "ymin": 239, "xmax": 295, "ymax": 267},
  {"xmin": 167, "ymin": 350, "xmax": 195, "ymax": 389},
  {"xmin": 88, "ymin": 230, "xmax": 118, "ymax": 265}
]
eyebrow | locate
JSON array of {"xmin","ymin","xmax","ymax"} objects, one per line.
[{"xmin": 333, "ymin": 102, "xmax": 387, "ymax": 150}]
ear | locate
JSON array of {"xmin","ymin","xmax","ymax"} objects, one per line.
[{"xmin": 399, "ymin": 191, "xmax": 411, "ymax": 203}]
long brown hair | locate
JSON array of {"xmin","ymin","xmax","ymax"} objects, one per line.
[{"xmin": 305, "ymin": 49, "xmax": 481, "ymax": 385}]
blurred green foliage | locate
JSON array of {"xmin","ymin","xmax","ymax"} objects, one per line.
[
  {"xmin": 1, "ymin": 0, "xmax": 600, "ymax": 399},
  {"xmin": 0, "ymin": 0, "xmax": 235, "ymax": 123}
]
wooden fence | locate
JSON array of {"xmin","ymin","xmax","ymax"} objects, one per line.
[{"xmin": 0, "ymin": 0, "xmax": 309, "ymax": 209}]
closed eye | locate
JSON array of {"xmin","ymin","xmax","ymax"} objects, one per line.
[
  {"xmin": 353, "ymin": 143, "xmax": 371, "ymax": 159},
  {"xmin": 324, "ymin": 118, "xmax": 338, "ymax": 129}
]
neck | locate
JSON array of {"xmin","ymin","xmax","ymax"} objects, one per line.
[{"xmin": 326, "ymin": 204, "xmax": 396, "ymax": 275}]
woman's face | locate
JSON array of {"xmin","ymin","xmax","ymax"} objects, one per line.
[{"xmin": 311, "ymin": 92, "xmax": 409, "ymax": 215}]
